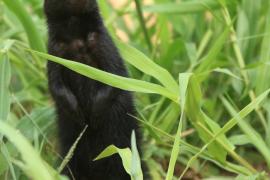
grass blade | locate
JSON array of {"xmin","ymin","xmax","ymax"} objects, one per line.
[
  {"xmin": 255, "ymin": 7, "xmax": 270, "ymax": 94},
  {"xmin": 116, "ymin": 41, "xmax": 179, "ymax": 94},
  {"xmin": 143, "ymin": 0, "xmax": 229, "ymax": 14},
  {"xmin": 179, "ymin": 89, "xmax": 270, "ymax": 177},
  {"xmin": 0, "ymin": 121, "xmax": 54, "ymax": 180},
  {"xmin": 94, "ymin": 145, "xmax": 132, "ymax": 176},
  {"xmin": 3, "ymin": 0, "xmax": 46, "ymax": 53},
  {"xmin": 165, "ymin": 73, "xmax": 191, "ymax": 180},
  {"xmin": 195, "ymin": 26, "xmax": 230, "ymax": 73},
  {"xmin": 131, "ymin": 131, "xmax": 143, "ymax": 180},
  {"xmin": 221, "ymin": 96, "xmax": 270, "ymax": 167},
  {"xmin": 27, "ymin": 49, "xmax": 179, "ymax": 102}
]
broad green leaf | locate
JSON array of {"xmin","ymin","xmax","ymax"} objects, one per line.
[
  {"xmin": 185, "ymin": 75, "xmax": 229, "ymax": 163},
  {"xmin": 131, "ymin": 131, "xmax": 143, "ymax": 180},
  {"xmin": 94, "ymin": 145, "xmax": 132, "ymax": 176}
]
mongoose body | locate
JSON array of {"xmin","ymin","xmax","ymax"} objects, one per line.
[{"xmin": 44, "ymin": 0, "xmax": 143, "ymax": 179}]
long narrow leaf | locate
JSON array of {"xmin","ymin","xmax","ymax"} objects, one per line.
[
  {"xmin": 221, "ymin": 96, "xmax": 270, "ymax": 167},
  {"xmin": 143, "ymin": 0, "xmax": 225, "ymax": 14},
  {"xmin": 3, "ymin": 0, "xmax": 45, "ymax": 52},
  {"xmin": 27, "ymin": 49, "xmax": 179, "ymax": 102},
  {"xmin": 131, "ymin": 131, "xmax": 143, "ymax": 180},
  {"xmin": 0, "ymin": 52, "xmax": 10, "ymax": 121},
  {"xmin": 195, "ymin": 26, "xmax": 230, "ymax": 73},
  {"xmin": 0, "ymin": 121, "xmax": 54, "ymax": 180},
  {"xmin": 116, "ymin": 41, "xmax": 179, "ymax": 94},
  {"xmin": 94, "ymin": 145, "xmax": 132, "ymax": 176},
  {"xmin": 165, "ymin": 73, "xmax": 191, "ymax": 180}
]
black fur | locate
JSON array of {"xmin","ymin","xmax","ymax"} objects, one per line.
[{"xmin": 44, "ymin": 0, "xmax": 145, "ymax": 179}]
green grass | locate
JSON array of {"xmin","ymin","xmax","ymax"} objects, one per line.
[{"xmin": 0, "ymin": 0, "xmax": 270, "ymax": 179}]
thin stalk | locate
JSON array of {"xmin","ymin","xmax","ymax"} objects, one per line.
[
  {"xmin": 3, "ymin": 0, "xmax": 46, "ymax": 53},
  {"xmin": 134, "ymin": 115, "xmax": 251, "ymax": 176},
  {"xmin": 165, "ymin": 112, "xmax": 184, "ymax": 180},
  {"xmin": 197, "ymin": 29, "xmax": 213, "ymax": 58},
  {"xmin": 179, "ymin": 119, "xmax": 255, "ymax": 179},
  {"xmin": 221, "ymin": 6, "xmax": 268, "ymax": 132},
  {"xmin": 197, "ymin": 123, "xmax": 257, "ymax": 173},
  {"xmin": 134, "ymin": 0, "xmax": 152, "ymax": 51}
]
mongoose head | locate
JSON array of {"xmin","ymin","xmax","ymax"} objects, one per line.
[{"xmin": 44, "ymin": 0, "xmax": 98, "ymax": 18}]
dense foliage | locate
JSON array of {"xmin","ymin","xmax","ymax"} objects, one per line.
[{"xmin": 0, "ymin": 0, "xmax": 270, "ymax": 179}]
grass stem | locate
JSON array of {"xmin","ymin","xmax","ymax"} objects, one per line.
[{"xmin": 134, "ymin": 0, "xmax": 152, "ymax": 51}]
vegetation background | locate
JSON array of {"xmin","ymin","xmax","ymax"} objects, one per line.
[{"xmin": 0, "ymin": 0, "xmax": 270, "ymax": 179}]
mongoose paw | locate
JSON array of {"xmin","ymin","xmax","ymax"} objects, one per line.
[
  {"xmin": 70, "ymin": 39, "xmax": 85, "ymax": 52},
  {"xmin": 52, "ymin": 42, "xmax": 69, "ymax": 57},
  {"xmin": 87, "ymin": 32, "xmax": 98, "ymax": 50}
]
